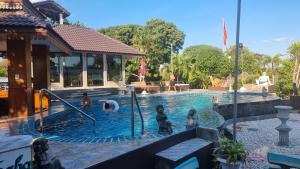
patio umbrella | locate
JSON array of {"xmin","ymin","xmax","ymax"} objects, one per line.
[{"xmin": 139, "ymin": 57, "xmax": 146, "ymax": 81}]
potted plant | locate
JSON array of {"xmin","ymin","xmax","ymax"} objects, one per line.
[{"xmin": 213, "ymin": 138, "xmax": 247, "ymax": 169}]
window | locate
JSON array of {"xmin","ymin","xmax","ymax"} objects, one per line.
[
  {"xmin": 107, "ymin": 55, "xmax": 122, "ymax": 81},
  {"xmin": 50, "ymin": 54, "xmax": 60, "ymax": 83},
  {"xmin": 87, "ymin": 53, "xmax": 103, "ymax": 86},
  {"xmin": 63, "ymin": 54, "xmax": 83, "ymax": 87}
]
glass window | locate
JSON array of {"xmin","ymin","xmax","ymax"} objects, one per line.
[
  {"xmin": 50, "ymin": 54, "xmax": 60, "ymax": 83},
  {"xmin": 87, "ymin": 53, "xmax": 103, "ymax": 86},
  {"xmin": 63, "ymin": 54, "xmax": 83, "ymax": 87},
  {"xmin": 107, "ymin": 55, "xmax": 122, "ymax": 81}
]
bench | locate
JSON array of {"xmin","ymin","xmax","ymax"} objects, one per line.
[
  {"xmin": 267, "ymin": 152, "xmax": 300, "ymax": 169},
  {"xmin": 155, "ymin": 138, "xmax": 213, "ymax": 169}
]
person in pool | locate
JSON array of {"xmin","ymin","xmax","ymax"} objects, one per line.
[
  {"xmin": 186, "ymin": 108, "xmax": 199, "ymax": 129},
  {"xmin": 82, "ymin": 92, "xmax": 91, "ymax": 109},
  {"xmin": 156, "ymin": 105, "xmax": 173, "ymax": 134},
  {"xmin": 104, "ymin": 102, "xmax": 113, "ymax": 112}
]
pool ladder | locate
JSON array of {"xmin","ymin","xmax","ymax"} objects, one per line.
[
  {"xmin": 39, "ymin": 89, "xmax": 96, "ymax": 133},
  {"xmin": 130, "ymin": 90, "xmax": 144, "ymax": 137}
]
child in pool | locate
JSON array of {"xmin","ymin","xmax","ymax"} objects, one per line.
[
  {"xmin": 156, "ymin": 105, "xmax": 173, "ymax": 134},
  {"xmin": 82, "ymin": 92, "xmax": 91, "ymax": 109},
  {"xmin": 186, "ymin": 108, "xmax": 199, "ymax": 129}
]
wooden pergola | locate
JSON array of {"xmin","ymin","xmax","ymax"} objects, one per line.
[{"xmin": 0, "ymin": 0, "xmax": 70, "ymax": 117}]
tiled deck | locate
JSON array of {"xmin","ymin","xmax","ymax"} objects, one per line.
[{"xmin": 49, "ymin": 138, "xmax": 161, "ymax": 169}]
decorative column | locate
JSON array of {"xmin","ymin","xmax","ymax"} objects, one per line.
[
  {"xmin": 59, "ymin": 56, "xmax": 64, "ymax": 88},
  {"xmin": 82, "ymin": 53, "xmax": 87, "ymax": 88},
  {"xmin": 103, "ymin": 54, "xmax": 107, "ymax": 86},
  {"xmin": 274, "ymin": 105, "xmax": 293, "ymax": 146},
  {"xmin": 122, "ymin": 56, "xmax": 126, "ymax": 85}
]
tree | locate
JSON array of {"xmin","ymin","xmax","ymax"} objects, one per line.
[
  {"xmin": 172, "ymin": 45, "xmax": 226, "ymax": 88},
  {"xmin": 276, "ymin": 59, "xmax": 293, "ymax": 98},
  {"xmin": 99, "ymin": 18, "xmax": 185, "ymax": 82},
  {"xmin": 99, "ymin": 25, "xmax": 142, "ymax": 46},
  {"xmin": 225, "ymin": 45, "xmax": 262, "ymax": 77},
  {"xmin": 288, "ymin": 41, "xmax": 300, "ymax": 88},
  {"xmin": 72, "ymin": 20, "xmax": 86, "ymax": 27},
  {"xmin": 271, "ymin": 54, "xmax": 282, "ymax": 84},
  {"xmin": 133, "ymin": 19, "xmax": 185, "ymax": 80}
]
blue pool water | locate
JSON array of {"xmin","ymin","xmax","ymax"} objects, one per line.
[{"xmin": 40, "ymin": 92, "xmax": 225, "ymax": 141}]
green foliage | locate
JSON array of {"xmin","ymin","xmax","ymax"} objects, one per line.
[
  {"xmin": 288, "ymin": 41, "xmax": 300, "ymax": 58},
  {"xmin": 226, "ymin": 45, "xmax": 263, "ymax": 75},
  {"xmin": 125, "ymin": 58, "xmax": 140, "ymax": 83},
  {"xmin": 172, "ymin": 45, "xmax": 226, "ymax": 88},
  {"xmin": 100, "ymin": 19, "xmax": 185, "ymax": 81},
  {"xmin": 99, "ymin": 25, "xmax": 142, "ymax": 46},
  {"xmin": 213, "ymin": 138, "xmax": 247, "ymax": 164},
  {"xmin": 72, "ymin": 20, "xmax": 86, "ymax": 27},
  {"xmin": 133, "ymin": 19, "xmax": 185, "ymax": 80},
  {"xmin": 276, "ymin": 60, "xmax": 293, "ymax": 98},
  {"xmin": 0, "ymin": 66, "xmax": 7, "ymax": 77},
  {"xmin": 159, "ymin": 64, "xmax": 172, "ymax": 81}
]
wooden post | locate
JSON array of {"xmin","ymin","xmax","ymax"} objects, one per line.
[
  {"xmin": 32, "ymin": 45, "xmax": 50, "ymax": 113},
  {"xmin": 7, "ymin": 36, "xmax": 33, "ymax": 117}
]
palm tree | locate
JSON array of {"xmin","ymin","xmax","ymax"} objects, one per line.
[
  {"xmin": 271, "ymin": 54, "xmax": 282, "ymax": 84},
  {"xmin": 288, "ymin": 42, "xmax": 300, "ymax": 88}
]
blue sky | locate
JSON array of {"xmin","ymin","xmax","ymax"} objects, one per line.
[{"xmin": 51, "ymin": 0, "xmax": 300, "ymax": 56}]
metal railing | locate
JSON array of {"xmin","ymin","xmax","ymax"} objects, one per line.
[
  {"xmin": 39, "ymin": 89, "xmax": 96, "ymax": 132},
  {"xmin": 130, "ymin": 89, "xmax": 144, "ymax": 137}
]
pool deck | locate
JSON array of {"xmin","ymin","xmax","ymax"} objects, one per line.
[{"xmin": 227, "ymin": 112, "xmax": 300, "ymax": 169}]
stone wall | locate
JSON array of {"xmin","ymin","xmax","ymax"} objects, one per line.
[{"xmin": 215, "ymin": 98, "xmax": 282, "ymax": 120}]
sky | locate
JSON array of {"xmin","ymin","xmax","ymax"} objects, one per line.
[{"xmin": 32, "ymin": 0, "xmax": 300, "ymax": 56}]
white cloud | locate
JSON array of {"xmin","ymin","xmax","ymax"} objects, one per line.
[
  {"xmin": 272, "ymin": 37, "xmax": 287, "ymax": 42},
  {"xmin": 260, "ymin": 37, "xmax": 293, "ymax": 43}
]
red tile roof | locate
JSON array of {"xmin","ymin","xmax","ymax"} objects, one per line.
[{"xmin": 53, "ymin": 25, "xmax": 144, "ymax": 56}]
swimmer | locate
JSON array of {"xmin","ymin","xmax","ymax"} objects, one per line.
[{"xmin": 82, "ymin": 92, "xmax": 91, "ymax": 109}]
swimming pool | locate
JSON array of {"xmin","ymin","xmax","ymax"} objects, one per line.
[
  {"xmin": 30, "ymin": 92, "xmax": 224, "ymax": 142},
  {"xmin": 26, "ymin": 91, "xmax": 273, "ymax": 143}
]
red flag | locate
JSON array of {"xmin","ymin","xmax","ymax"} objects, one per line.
[{"xmin": 223, "ymin": 19, "xmax": 227, "ymax": 47}]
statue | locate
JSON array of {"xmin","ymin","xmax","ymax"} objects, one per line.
[
  {"xmin": 256, "ymin": 72, "xmax": 271, "ymax": 87},
  {"xmin": 32, "ymin": 138, "xmax": 65, "ymax": 169}
]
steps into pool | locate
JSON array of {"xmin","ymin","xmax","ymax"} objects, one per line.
[{"xmin": 52, "ymin": 88, "xmax": 120, "ymax": 99}]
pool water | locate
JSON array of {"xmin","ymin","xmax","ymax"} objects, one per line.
[{"xmin": 41, "ymin": 92, "xmax": 225, "ymax": 141}]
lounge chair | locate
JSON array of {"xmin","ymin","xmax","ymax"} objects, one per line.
[
  {"xmin": 174, "ymin": 157, "xmax": 199, "ymax": 169},
  {"xmin": 131, "ymin": 81, "xmax": 160, "ymax": 93},
  {"xmin": 175, "ymin": 82, "xmax": 190, "ymax": 92}
]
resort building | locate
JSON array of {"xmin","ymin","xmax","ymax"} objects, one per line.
[{"xmin": 0, "ymin": 0, "xmax": 143, "ymax": 117}]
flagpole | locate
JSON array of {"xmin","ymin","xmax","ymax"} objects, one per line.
[{"xmin": 233, "ymin": 0, "xmax": 242, "ymax": 142}]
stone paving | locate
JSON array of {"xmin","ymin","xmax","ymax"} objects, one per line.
[{"xmin": 228, "ymin": 113, "xmax": 300, "ymax": 169}]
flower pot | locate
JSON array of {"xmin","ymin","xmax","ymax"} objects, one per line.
[{"xmin": 217, "ymin": 158, "xmax": 241, "ymax": 169}]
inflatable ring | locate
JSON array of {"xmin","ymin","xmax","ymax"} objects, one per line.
[{"xmin": 99, "ymin": 100, "xmax": 119, "ymax": 112}]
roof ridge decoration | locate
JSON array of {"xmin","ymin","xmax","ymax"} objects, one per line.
[{"xmin": 0, "ymin": 1, "xmax": 23, "ymax": 10}]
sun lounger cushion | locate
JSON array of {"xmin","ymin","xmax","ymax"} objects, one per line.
[
  {"xmin": 267, "ymin": 152, "xmax": 300, "ymax": 168},
  {"xmin": 174, "ymin": 157, "xmax": 199, "ymax": 169}
]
